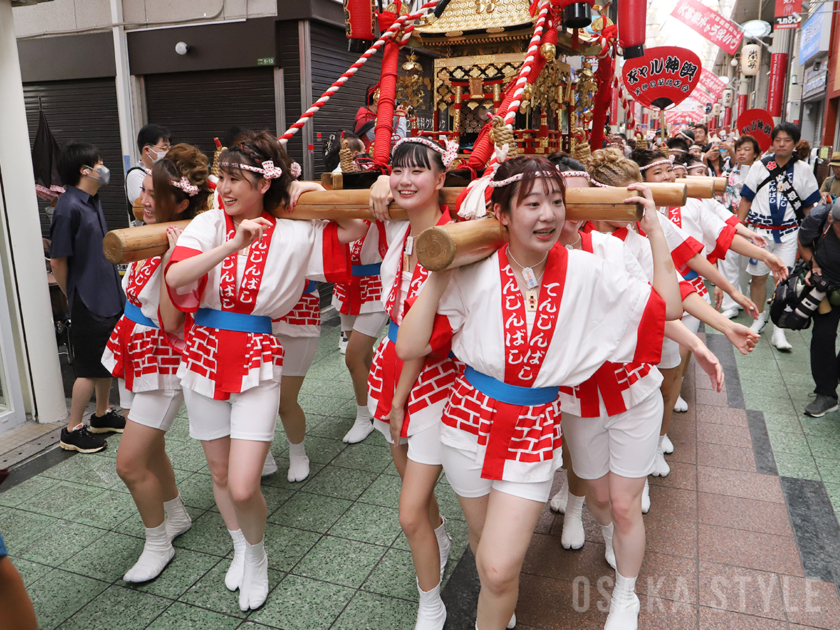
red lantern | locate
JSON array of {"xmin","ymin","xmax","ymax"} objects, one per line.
[
  {"xmin": 618, "ymin": 0, "xmax": 646, "ymax": 59},
  {"xmin": 344, "ymin": 0, "xmax": 376, "ymax": 52}
]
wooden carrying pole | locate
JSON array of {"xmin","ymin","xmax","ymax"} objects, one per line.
[
  {"xmin": 103, "ymin": 185, "xmax": 683, "ymax": 264},
  {"xmin": 679, "ymin": 176, "xmax": 726, "ymax": 195}
]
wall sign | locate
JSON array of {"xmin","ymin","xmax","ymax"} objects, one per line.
[
  {"xmin": 775, "ymin": 0, "xmax": 802, "ymax": 29},
  {"xmin": 622, "ymin": 46, "xmax": 702, "ymax": 110}
]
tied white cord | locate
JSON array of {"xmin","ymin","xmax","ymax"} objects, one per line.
[
  {"xmin": 143, "ymin": 168, "xmax": 199, "ymax": 196},
  {"xmin": 220, "ymin": 160, "xmax": 283, "ymax": 179},
  {"xmin": 488, "ymin": 170, "xmax": 556, "ymax": 188},
  {"xmin": 507, "ymin": 248, "xmax": 548, "ymax": 290},
  {"xmin": 394, "ymin": 137, "xmax": 460, "ymax": 170},
  {"xmin": 457, "ymin": 142, "xmax": 510, "ymax": 220},
  {"xmin": 638, "ymin": 159, "xmax": 671, "ymax": 172}
]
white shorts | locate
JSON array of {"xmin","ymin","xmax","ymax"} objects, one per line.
[
  {"xmin": 560, "ymin": 390, "xmax": 663, "ymax": 480},
  {"xmin": 183, "ymin": 381, "xmax": 282, "ymax": 442},
  {"xmin": 119, "ymin": 380, "xmax": 183, "ymax": 432},
  {"xmin": 440, "ymin": 442, "xmax": 554, "ymax": 503},
  {"xmin": 747, "ymin": 235, "xmax": 798, "ymax": 277},
  {"xmin": 274, "ymin": 334, "xmax": 319, "ymax": 378},
  {"xmin": 340, "ymin": 311, "xmax": 389, "ymax": 339},
  {"xmin": 407, "ymin": 421, "xmax": 442, "ymax": 466},
  {"xmin": 658, "ymin": 338, "xmax": 682, "ymax": 370}
]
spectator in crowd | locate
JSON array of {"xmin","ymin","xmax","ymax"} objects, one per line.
[
  {"xmin": 820, "ymin": 152, "xmax": 840, "ymax": 203},
  {"xmin": 704, "ymin": 138, "xmax": 730, "ymax": 176},
  {"xmin": 719, "ymin": 135, "xmax": 762, "ymax": 318},
  {"xmin": 125, "ymin": 124, "xmax": 171, "ymax": 206},
  {"xmin": 51, "ymin": 142, "xmax": 126, "ymax": 453},
  {"xmin": 354, "ymin": 83, "xmax": 407, "ymax": 152},
  {"xmin": 799, "ymin": 198, "xmax": 840, "ymax": 417},
  {"xmin": 795, "ymin": 139, "xmax": 811, "ymax": 164},
  {"xmin": 692, "ymin": 124, "xmax": 711, "ymax": 151},
  {"xmin": 666, "ymin": 136, "xmax": 689, "ymax": 159},
  {"xmin": 737, "ymin": 123, "xmax": 821, "ymax": 351},
  {"xmin": 689, "ymin": 144, "xmax": 703, "ymax": 159}
]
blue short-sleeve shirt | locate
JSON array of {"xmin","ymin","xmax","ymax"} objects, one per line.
[{"xmin": 49, "ymin": 186, "xmax": 125, "ymax": 317}]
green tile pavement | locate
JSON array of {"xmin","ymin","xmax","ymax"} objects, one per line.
[
  {"xmin": 728, "ymin": 307, "xmax": 840, "ymax": 522},
  {"xmin": 0, "ymin": 323, "xmax": 470, "ymax": 629}
]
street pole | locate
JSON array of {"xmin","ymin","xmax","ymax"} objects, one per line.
[{"xmin": 110, "ymin": 0, "xmax": 136, "ymax": 175}]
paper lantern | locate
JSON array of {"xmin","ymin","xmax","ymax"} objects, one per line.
[
  {"xmin": 712, "ymin": 103, "xmax": 721, "ymax": 116},
  {"xmin": 740, "ymin": 44, "xmax": 762, "ymax": 77},
  {"xmin": 722, "ymin": 88, "xmax": 734, "ymax": 108},
  {"xmin": 618, "ymin": 0, "xmax": 646, "ymax": 59}
]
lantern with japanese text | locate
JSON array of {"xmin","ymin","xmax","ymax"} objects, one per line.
[
  {"xmin": 712, "ymin": 102, "xmax": 721, "ymax": 116},
  {"xmin": 722, "ymin": 88, "xmax": 734, "ymax": 108},
  {"xmin": 741, "ymin": 44, "xmax": 762, "ymax": 77}
]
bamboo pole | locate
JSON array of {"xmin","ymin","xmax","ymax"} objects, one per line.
[
  {"xmin": 104, "ymin": 185, "xmax": 677, "ymax": 264},
  {"xmin": 683, "ymin": 175, "xmax": 726, "ymax": 194}
]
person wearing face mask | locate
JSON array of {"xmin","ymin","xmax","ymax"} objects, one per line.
[
  {"xmin": 50, "ymin": 142, "xmax": 127, "ymax": 454},
  {"xmin": 125, "ymin": 124, "xmax": 172, "ymax": 208}
]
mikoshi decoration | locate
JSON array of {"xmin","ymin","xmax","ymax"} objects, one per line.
[
  {"xmin": 343, "ymin": 0, "xmax": 377, "ymax": 52},
  {"xmin": 622, "ymin": 46, "xmax": 702, "ymax": 110},
  {"xmin": 736, "ymin": 108, "xmax": 774, "ymax": 152},
  {"xmin": 618, "ymin": 0, "xmax": 646, "ymax": 58},
  {"xmin": 559, "ymin": 0, "xmax": 594, "ymax": 29}
]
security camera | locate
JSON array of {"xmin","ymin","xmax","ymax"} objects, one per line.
[{"xmin": 175, "ymin": 42, "xmax": 189, "ymax": 55}]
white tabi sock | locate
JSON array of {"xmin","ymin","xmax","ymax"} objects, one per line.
[
  {"xmin": 163, "ymin": 494, "xmax": 192, "ymax": 541},
  {"xmin": 226, "ymin": 528, "xmax": 247, "ymax": 591},
  {"xmin": 507, "ymin": 612, "xmax": 517, "ymax": 628},
  {"xmin": 661, "ymin": 433, "xmax": 674, "ymax": 454},
  {"xmin": 673, "ymin": 394, "xmax": 688, "ymax": 413},
  {"xmin": 605, "ymin": 572, "xmax": 641, "ymax": 630},
  {"xmin": 343, "ymin": 405, "xmax": 374, "ymax": 443},
  {"xmin": 415, "ymin": 578, "xmax": 447, "ymax": 630},
  {"xmin": 261, "ymin": 451, "xmax": 278, "ymax": 477},
  {"xmin": 561, "ymin": 493, "xmax": 586, "ymax": 550},
  {"xmin": 287, "ymin": 439, "xmax": 310, "ymax": 482},
  {"xmin": 239, "ymin": 537, "xmax": 270, "ymax": 612},
  {"xmin": 123, "ymin": 522, "xmax": 174, "ymax": 583},
  {"xmin": 651, "ymin": 438, "xmax": 670, "ymax": 477},
  {"xmin": 549, "ymin": 470, "xmax": 569, "ymax": 514},
  {"xmin": 434, "ymin": 516, "xmax": 452, "ymax": 578},
  {"xmin": 641, "ymin": 479, "xmax": 651, "ymax": 514},
  {"xmin": 602, "ymin": 523, "xmax": 616, "ymax": 570}
]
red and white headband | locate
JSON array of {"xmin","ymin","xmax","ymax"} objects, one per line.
[
  {"xmin": 394, "ymin": 137, "xmax": 459, "ymax": 170},
  {"xmin": 220, "ymin": 160, "xmax": 283, "ymax": 179},
  {"xmin": 144, "ymin": 167, "xmax": 200, "ymax": 197},
  {"xmin": 638, "ymin": 158, "xmax": 672, "ymax": 172},
  {"xmin": 488, "ymin": 170, "xmax": 557, "ymax": 188},
  {"xmin": 672, "ymin": 163, "xmax": 687, "ymax": 173}
]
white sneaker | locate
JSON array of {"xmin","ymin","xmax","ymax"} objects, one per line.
[
  {"xmin": 771, "ymin": 327, "xmax": 793, "ymax": 351},
  {"xmin": 561, "ymin": 494, "xmax": 586, "ymax": 550},
  {"xmin": 641, "ymin": 480, "xmax": 651, "ymax": 514},
  {"xmin": 261, "ymin": 452, "xmax": 278, "ymax": 477},
  {"xmin": 673, "ymin": 395, "xmax": 688, "ymax": 413},
  {"xmin": 661, "ymin": 434, "xmax": 674, "ymax": 454},
  {"xmin": 750, "ymin": 311, "xmax": 767, "ymax": 334},
  {"xmin": 720, "ymin": 307, "xmax": 739, "ymax": 319},
  {"xmin": 339, "ymin": 332, "xmax": 349, "ymax": 354},
  {"xmin": 549, "ymin": 473, "xmax": 569, "ymax": 514},
  {"xmin": 651, "ymin": 445, "xmax": 670, "ymax": 477}
]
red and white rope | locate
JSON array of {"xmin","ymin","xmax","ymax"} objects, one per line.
[
  {"xmin": 278, "ymin": 1, "xmax": 439, "ymax": 142},
  {"xmin": 484, "ymin": 1, "xmax": 550, "ymax": 169}
]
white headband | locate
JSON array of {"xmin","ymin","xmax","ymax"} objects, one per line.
[
  {"xmin": 220, "ymin": 160, "xmax": 283, "ymax": 179},
  {"xmin": 638, "ymin": 159, "xmax": 672, "ymax": 172},
  {"xmin": 394, "ymin": 137, "xmax": 459, "ymax": 170}
]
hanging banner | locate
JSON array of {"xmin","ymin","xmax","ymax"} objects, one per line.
[
  {"xmin": 767, "ymin": 53, "xmax": 788, "ymax": 117},
  {"xmin": 775, "ymin": 0, "xmax": 802, "ymax": 29},
  {"xmin": 622, "ymin": 46, "xmax": 702, "ymax": 110},
  {"xmin": 699, "ymin": 69, "xmax": 726, "ymax": 97},
  {"xmin": 691, "ymin": 87, "xmax": 716, "ymax": 106},
  {"xmin": 671, "ymin": 0, "xmax": 744, "ymax": 55},
  {"xmin": 737, "ymin": 108, "xmax": 774, "ymax": 152}
]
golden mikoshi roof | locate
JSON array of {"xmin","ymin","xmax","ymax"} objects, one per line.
[{"xmin": 416, "ymin": 0, "xmax": 536, "ymax": 35}]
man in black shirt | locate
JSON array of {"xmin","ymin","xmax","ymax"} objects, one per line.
[
  {"xmin": 799, "ymin": 199, "xmax": 840, "ymax": 416},
  {"xmin": 50, "ymin": 142, "xmax": 126, "ymax": 452}
]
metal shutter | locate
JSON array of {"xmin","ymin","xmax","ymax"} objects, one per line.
[
  {"xmin": 23, "ymin": 79, "xmax": 126, "ymax": 237},
  {"xmin": 144, "ymin": 67, "xmax": 277, "ymax": 158}
]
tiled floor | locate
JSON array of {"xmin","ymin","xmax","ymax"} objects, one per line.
[{"xmin": 2, "ymin": 313, "xmax": 840, "ymax": 629}]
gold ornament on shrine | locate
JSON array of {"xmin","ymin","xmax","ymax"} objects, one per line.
[
  {"xmin": 540, "ymin": 42, "xmax": 556, "ymax": 62},
  {"xmin": 397, "ymin": 53, "xmax": 432, "ymax": 111}
]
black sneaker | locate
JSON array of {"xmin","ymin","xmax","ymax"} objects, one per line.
[
  {"xmin": 60, "ymin": 425, "xmax": 107, "ymax": 453},
  {"xmin": 804, "ymin": 395, "xmax": 839, "ymax": 418},
  {"xmin": 89, "ymin": 409, "xmax": 126, "ymax": 434}
]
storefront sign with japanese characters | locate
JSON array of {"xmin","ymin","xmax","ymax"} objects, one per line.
[{"xmin": 622, "ymin": 46, "xmax": 702, "ymax": 110}]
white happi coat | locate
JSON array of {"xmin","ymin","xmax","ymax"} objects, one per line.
[
  {"xmin": 102, "ymin": 257, "xmax": 182, "ymax": 393},
  {"xmin": 168, "ymin": 209, "xmax": 346, "ymax": 400},
  {"xmin": 332, "ymin": 222, "xmax": 387, "ymax": 316},
  {"xmin": 430, "ymin": 243, "xmax": 665, "ymax": 483}
]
